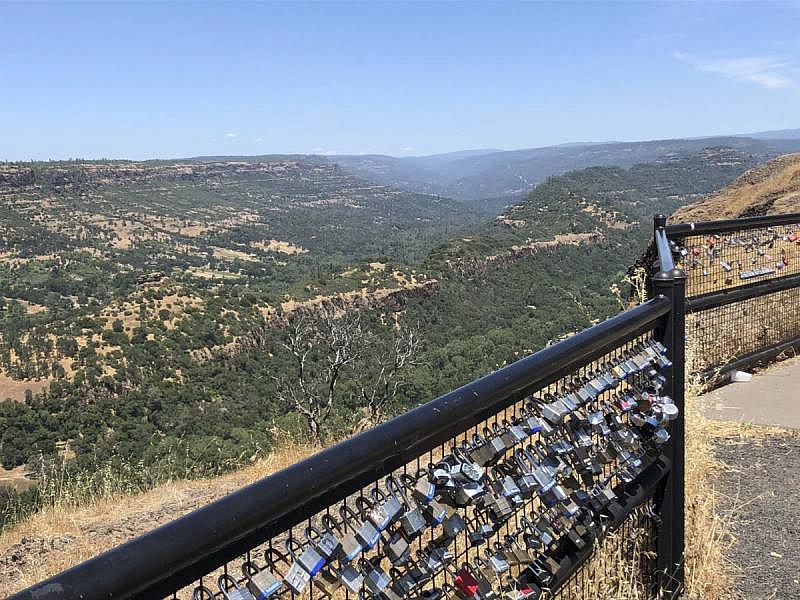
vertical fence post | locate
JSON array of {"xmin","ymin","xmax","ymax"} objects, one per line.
[{"xmin": 652, "ymin": 218, "xmax": 686, "ymax": 596}]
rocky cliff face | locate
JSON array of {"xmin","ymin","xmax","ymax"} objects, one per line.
[{"xmin": 671, "ymin": 153, "xmax": 800, "ymax": 222}]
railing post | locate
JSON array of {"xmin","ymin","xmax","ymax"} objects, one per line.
[{"xmin": 652, "ymin": 222, "xmax": 686, "ymax": 596}]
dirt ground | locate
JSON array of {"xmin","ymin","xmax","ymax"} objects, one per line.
[{"xmin": 712, "ymin": 430, "xmax": 800, "ymax": 600}]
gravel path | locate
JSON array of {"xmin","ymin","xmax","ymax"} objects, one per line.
[{"xmin": 712, "ymin": 431, "xmax": 800, "ymax": 600}]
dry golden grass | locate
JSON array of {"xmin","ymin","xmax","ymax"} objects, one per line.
[
  {"xmin": 672, "ymin": 153, "xmax": 800, "ymax": 223},
  {"xmin": 0, "ymin": 434, "xmax": 316, "ymax": 597}
]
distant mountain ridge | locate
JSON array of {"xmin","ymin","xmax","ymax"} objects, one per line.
[{"xmin": 332, "ymin": 133, "xmax": 800, "ymax": 202}]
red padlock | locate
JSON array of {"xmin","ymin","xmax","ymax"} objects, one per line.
[
  {"xmin": 691, "ymin": 247, "xmax": 701, "ymax": 257},
  {"xmin": 454, "ymin": 567, "xmax": 480, "ymax": 597},
  {"xmin": 789, "ymin": 232, "xmax": 798, "ymax": 243}
]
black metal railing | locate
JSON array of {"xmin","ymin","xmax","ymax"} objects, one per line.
[
  {"xmin": 658, "ymin": 212, "xmax": 800, "ymax": 378},
  {"xmin": 12, "ymin": 223, "xmax": 691, "ymax": 600}
]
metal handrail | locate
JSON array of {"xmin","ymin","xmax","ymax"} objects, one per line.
[{"xmin": 665, "ymin": 211, "xmax": 800, "ymax": 237}]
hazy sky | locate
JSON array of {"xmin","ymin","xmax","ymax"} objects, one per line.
[{"xmin": 1, "ymin": 1, "xmax": 799, "ymax": 161}]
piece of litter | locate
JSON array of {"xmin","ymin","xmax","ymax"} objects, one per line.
[
  {"xmin": 729, "ymin": 370, "xmax": 753, "ymax": 383},
  {"xmin": 769, "ymin": 552, "xmax": 783, "ymax": 558}
]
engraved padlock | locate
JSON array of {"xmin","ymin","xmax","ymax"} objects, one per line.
[
  {"xmin": 373, "ymin": 485, "xmax": 403, "ymax": 526},
  {"xmin": 357, "ymin": 494, "xmax": 392, "ymax": 533}
]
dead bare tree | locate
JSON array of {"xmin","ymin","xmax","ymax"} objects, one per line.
[
  {"xmin": 352, "ymin": 328, "xmax": 422, "ymax": 434},
  {"xmin": 274, "ymin": 308, "xmax": 421, "ymax": 445}
]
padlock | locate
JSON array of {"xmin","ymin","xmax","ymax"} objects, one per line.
[
  {"xmin": 453, "ymin": 479, "xmax": 486, "ymax": 507},
  {"xmin": 422, "ymin": 496, "xmax": 448, "ymax": 526},
  {"xmin": 323, "ymin": 512, "xmax": 362, "ymax": 563},
  {"xmin": 416, "ymin": 547, "xmax": 451, "ymax": 577},
  {"xmin": 410, "ymin": 468, "xmax": 436, "ymax": 504},
  {"xmin": 539, "ymin": 400, "xmax": 567, "ymax": 425},
  {"xmin": 390, "ymin": 566, "xmax": 419, "ymax": 596},
  {"xmin": 357, "ymin": 494, "xmax": 392, "ymax": 532},
  {"xmin": 217, "ymin": 574, "xmax": 254, "ymax": 600},
  {"xmin": 485, "ymin": 545, "xmax": 510, "ymax": 575},
  {"xmin": 340, "ymin": 503, "xmax": 379, "ymax": 552},
  {"xmin": 373, "ymin": 485, "xmax": 403, "ymax": 526},
  {"xmin": 483, "ymin": 490, "xmax": 513, "ymax": 522},
  {"xmin": 387, "ymin": 475, "xmax": 427, "ymax": 538},
  {"xmin": 361, "ymin": 557, "xmax": 392, "ymax": 595},
  {"xmin": 467, "ymin": 514, "xmax": 488, "ymax": 547},
  {"xmin": 305, "ymin": 524, "xmax": 342, "ymax": 561},
  {"xmin": 520, "ymin": 406, "xmax": 544, "ymax": 435},
  {"xmin": 286, "ymin": 537, "xmax": 326, "ymax": 577},
  {"xmin": 338, "ymin": 561, "xmax": 365, "ymax": 593},
  {"xmin": 469, "ymin": 433, "xmax": 497, "ymax": 467},
  {"xmin": 491, "ymin": 465, "xmax": 522, "ymax": 499},
  {"xmin": 451, "ymin": 447, "xmax": 486, "ymax": 482},
  {"xmin": 500, "ymin": 418, "xmax": 528, "ymax": 446},
  {"xmin": 503, "ymin": 535, "xmax": 533, "ymax": 566},
  {"xmin": 384, "ymin": 530, "xmax": 412, "ymax": 565},
  {"xmin": 487, "ymin": 423, "xmax": 509, "ymax": 459},
  {"xmin": 511, "ymin": 450, "xmax": 537, "ymax": 498},
  {"xmin": 243, "ymin": 557, "xmax": 282, "ymax": 600},
  {"xmin": 441, "ymin": 511, "xmax": 468, "ymax": 539}
]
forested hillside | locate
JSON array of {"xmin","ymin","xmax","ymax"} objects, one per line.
[{"xmin": 0, "ymin": 145, "xmax": 764, "ymax": 524}]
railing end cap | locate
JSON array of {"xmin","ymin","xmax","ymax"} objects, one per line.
[{"xmin": 653, "ymin": 267, "xmax": 686, "ymax": 282}]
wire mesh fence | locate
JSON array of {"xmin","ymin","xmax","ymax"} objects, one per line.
[
  {"xmin": 672, "ymin": 224, "xmax": 800, "ymax": 298},
  {"xmin": 665, "ymin": 217, "xmax": 800, "ymax": 375},
  {"xmin": 166, "ymin": 335, "xmax": 675, "ymax": 600}
]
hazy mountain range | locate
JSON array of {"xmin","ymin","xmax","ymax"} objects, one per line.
[{"xmin": 330, "ymin": 130, "xmax": 800, "ymax": 203}]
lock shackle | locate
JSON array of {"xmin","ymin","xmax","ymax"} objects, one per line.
[
  {"xmin": 218, "ymin": 573, "xmax": 243, "ymax": 593},
  {"xmin": 284, "ymin": 537, "xmax": 313, "ymax": 562},
  {"xmin": 304, "ymin": 524, "xmax": 325, "ymax": 545},
  {"xmin": 470, "ymin": 432, "xmax": 486, "ymax": 448},
  {"xmin": 192, "ymin": 585, "xmax": 216, "ymax": 600},
  {"xmin": 481, "ymin": 425, "xmax": 495, "ymax": 439},
  {"xmin": 491, "ymin": 541, "xmax": 507, "ymax": 554},
  {"xmin": 370, "ymin": 485, "xmax": 389, "ymax": 504},
  {"xmin": 264, "ymin": 546, "xmax": 291, "ymax": 572},
  {"xmin": 339, "ymin": 503, "xmax": 363, "ymax": 531},
  {"xmin": 414, "ymin": 467, "xmax": 429, "ymax": 481},
  {"xmin": 398, "ymin": 473, "xmax": 423, "ymax": 503},
  {"xmin": 354, "ymin": 495, "xmax": 376, "ymax": 519},
  {"xmin": 385, "ymin": 474, "xmax": 411, "ymax": 506},
  {"xmin": 451, "ymin": 446, "xmax": 473, "ymax": 465},
  {"xmin": 242, "ymin": 559, "xmax": 264, "ymax": 578}
]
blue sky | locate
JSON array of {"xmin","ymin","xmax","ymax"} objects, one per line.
[{"xmin": 1, "ymin": 1, "xmax": 799, "ymax": 161}]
